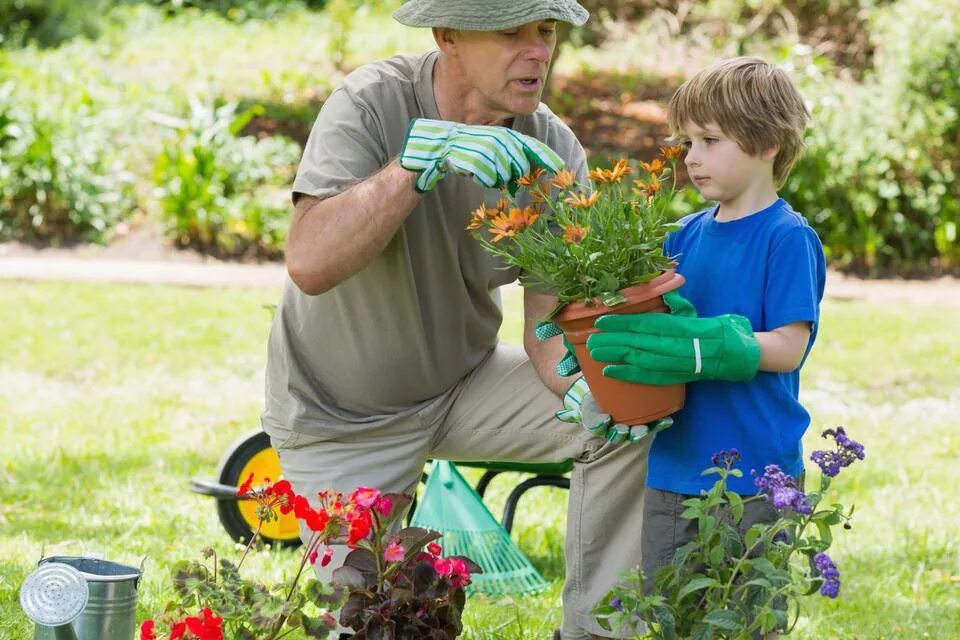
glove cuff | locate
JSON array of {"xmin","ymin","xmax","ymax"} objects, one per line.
[{"xmin": 718, "ymin": 314, "xmax": 762, "ymax": 380}]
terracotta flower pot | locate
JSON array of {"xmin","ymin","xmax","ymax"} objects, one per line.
[{"xmin": 553, "ymin": 270, "xmax": 686, "ymax": 425}]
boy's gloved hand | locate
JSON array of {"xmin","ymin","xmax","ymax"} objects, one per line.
[
  {"xmin": 555, "ymin": 377, "xmax": 672, "ymax": 444},
  {"xmin": 535, "ymin": 320, "xmax": 580, "ymax": 377},
  {"xmin": 587, "ymin": 291, "xmax": 761, "ymax": 385},
  {"xmin": 399, "ymin": 118, "xmax": 564, "ymax": 195}
]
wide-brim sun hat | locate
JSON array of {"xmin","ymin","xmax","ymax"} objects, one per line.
[{"xmin": 393, "ymin": 0, "xmax": 589, "ymax": 31}]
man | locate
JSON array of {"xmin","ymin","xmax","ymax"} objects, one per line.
[{"xmin": 261, "ymin": 1, "xmax": 649, "ymax": 638}]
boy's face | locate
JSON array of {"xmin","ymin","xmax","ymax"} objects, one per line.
[{"xmin": 678, "ymin": 121, "xmax": 778, "ymax": 217}]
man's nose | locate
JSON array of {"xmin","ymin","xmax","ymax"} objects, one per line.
[{"xmin": 525, "ymin": 37, "xmax": 552, "ymax": 63}]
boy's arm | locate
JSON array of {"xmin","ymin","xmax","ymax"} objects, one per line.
[{"xmin": 755, "ymin": 321, "xmax": 811, "ymax": 373}]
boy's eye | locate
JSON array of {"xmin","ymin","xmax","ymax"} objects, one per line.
[
  {"xmin": 680, "ymin": 140, "xmax": 692, "ymax": 149},
  {"xmin": 704, "ymin": 137, "xmax": 719, "ymax": 145}
]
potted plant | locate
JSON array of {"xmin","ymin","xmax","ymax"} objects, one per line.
[{"xmin": 469, "ymin": 147, "xmax": 686, "ymax": 424}]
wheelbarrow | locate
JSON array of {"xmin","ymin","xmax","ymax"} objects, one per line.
[{"xmin": 190, "ymin": 429, "xmax": 572, "ymax": 547}]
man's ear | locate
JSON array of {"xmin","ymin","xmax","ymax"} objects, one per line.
[{"xmin": 433, "ymin": 27, "xmax": 458, "ymax": 54}]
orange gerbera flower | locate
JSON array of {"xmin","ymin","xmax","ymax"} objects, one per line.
[
  {"xmin": 563, "ymin": 224, "xmax": 589, "ymax": 244},
  {"xmin": 466, "ymin": 203, "xmax": 499, "ymax": 231},
  {"xmin": 660, "ymin": 145, "xmax": 683, "ymax": 160},
  {"xmin": 639, "ymin": 158, "xmax": 666, "ymax": 176},
  {"xmin": 564, "ymin": 191, "xmax": 600, "ymax": 208},
  {"xmin": 550, "ymin": 169, "xmax": 578, "ymax": 190},
  {"xmin": 516, "ymin": 167, "xmax": 546, "ymax": 187},
  {"xmin": 489, "ymin": 207, "xmax": 540, "ymax": 242},
  {"xmin": 632, "ymin": 179, "xmax": 662, "ymax": 198},
  {"xmin": 589, "ymin": 158, "xmax": 632, "ymax": 184}
]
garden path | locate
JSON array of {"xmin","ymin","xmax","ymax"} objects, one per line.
[{"xmin": 1, "ymin": 224, "xmax": 958, "ymax": 305}]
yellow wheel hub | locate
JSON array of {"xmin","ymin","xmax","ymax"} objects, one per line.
[{"xmin": 236, "ymin": 448, "xmax": 301, "ymax": 542}]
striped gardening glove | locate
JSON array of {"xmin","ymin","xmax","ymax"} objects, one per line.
[
  {"xmin": 555, "ymin": 377, "xmax": 673, "ymax": 444},
  {"xmin": 587, "ymin": 291, "xmax": 762, "ymax": 385},
  {"xmin": 399, "ymin": 118, "xmax": 565, "ymax": 195},
  {"xmin": 535, "ymin": 320, "xmax": 580, "ymax": 377}
]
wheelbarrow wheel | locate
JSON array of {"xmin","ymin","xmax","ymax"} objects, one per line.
[{"xmin": 216, "ymin": 430, "xmax": 302, "ymax": 548}]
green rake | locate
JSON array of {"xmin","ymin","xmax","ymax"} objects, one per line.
[{"xmin": 410, "ymin": 460, "xmax": 550, "ymax": 596}]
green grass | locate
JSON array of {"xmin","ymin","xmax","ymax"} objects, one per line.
[{"xmin": 1, "ymin": 280, "xmax": 958, "ymax": 639}]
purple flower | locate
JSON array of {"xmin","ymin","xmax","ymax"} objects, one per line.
[
  {"xmin": 610, "ymin": 596, "xmax": 624, "ymax": 611},
  {"xmin": 711, "ymin": 448, "xmax": 742, "ymax": 469},
  {"xmin": 754, "ymin": 464, "xmax": 812, "ymax": 515},
  {"xmin": 810, "ymin": 427, "xmax": 865, "ymax": 477},
  {"xmin": 814, "ymin": 552, "xmax": 841, "ymax": 598}
]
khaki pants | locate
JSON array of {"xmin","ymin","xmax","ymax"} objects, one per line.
[{"xmin": 263, "ymin": 343, "xmax": 650, "ymax": 640}]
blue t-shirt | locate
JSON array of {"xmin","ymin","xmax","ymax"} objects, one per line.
[{"xmin": 646, "ymin": 198, "xmax": 826, "ymax": 495}]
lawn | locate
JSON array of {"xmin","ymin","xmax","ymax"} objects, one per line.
[{"xmin": 1, "ymin": 279, "xmax": 958, "ymax": 639}]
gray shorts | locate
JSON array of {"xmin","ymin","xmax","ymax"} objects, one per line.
[{"xmin": 641, "ymin": 487, "xmax": 779, "ymax": 581}]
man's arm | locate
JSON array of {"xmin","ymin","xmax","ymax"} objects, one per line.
[
  {"xmin": 286, "ymin": 159, "xmax": 421, "ymax": 295},
  {"xmin": 522, "ymin": 288, "xmax": 571, "ymax": 397}
]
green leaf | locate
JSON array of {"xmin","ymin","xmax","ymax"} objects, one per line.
[
  {"xmin": 728, "ymin": 492, "xmax": 744, "ymax": 524},
  {"xmin": 677, "ymin": 576, "xmax": 719, "ymax": 600},
  {"xmin": 702, "ymin": 609, "xmax": 744, "ymax": 631},
  {"xmin": 331, "ymin": 565, "xmax": 368, "ymax": 591}
]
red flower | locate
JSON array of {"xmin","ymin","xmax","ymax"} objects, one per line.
[
  {"xmin": 140, "ymin": 620, "xmax": 157, "ymax": 640},
  {"xmin": 346, "ymin": 510, "xmax": 372, "ymax": 546},
  {"xmin": 374, "ymin": 495, "xmax": 392, "ymax": 516},
  {"xmin": 236, "ymin": 472, "xmax": 255, "ymax": 497},
  {"xmin": 169, "ymin": 621, "xmax": 186, "ymax": 640},
  {"xmin": 427, "ymin": 542, "xmax": 442, "ymax": 557},
  {"xmin": 309, "ymin": 549, "xmax": 319, "ymax": 565},
  {"xmin": 320, "ymin": 546, "xmax": 334, "ymax": 567}
]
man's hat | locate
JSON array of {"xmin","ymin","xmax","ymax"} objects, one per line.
[{"xmin": 393, "ymin": 0, "xmax": 589, "ymax": 31}]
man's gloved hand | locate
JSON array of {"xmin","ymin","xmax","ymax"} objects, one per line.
[
  {"xmin": 586, "ymin": 291, "xmax": 761, "ymax": 385},
  {"xmin": 535, "ymin": 320, "xmax": 580, "ymax": 377},
  {"xmin": 555, "ymin": 377, "xmax": 672, "ymax": 444},
  {"xmin": 399, "ymin": 118, "xmax": 565, "ymax": 195}
]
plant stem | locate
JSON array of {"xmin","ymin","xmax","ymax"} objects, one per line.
[{"xmin": 237, "ymin": 520, "xmax": 263, "ymax": 570}]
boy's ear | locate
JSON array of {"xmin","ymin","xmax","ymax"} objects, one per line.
[{"xmin": 761, "ymin": 145, "xmax": 779, "ymax": 162}]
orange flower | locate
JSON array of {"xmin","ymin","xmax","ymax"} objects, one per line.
[
  {"xmin": 517, "ymin": 167, "xmax": 546, "ymax": 187},
  {"xmin": 563, "ymin": 224, "xmax": 589, "ymax": 244},
  {"xmin": 489, "ymin": 207, "xmax": 540, "ymax": 242},
  {"xmin": 564, "ymin": 191, "xmax": 600, "ymax": 208},
  {"xmin": 632, "ymin": 179, "xmax": 662, "ymax": 198},
  {"xmin": 466, "ymin": 203, "xmax": 499, "ymax": 231},
  {"xmin": 639, "ymin": 158, "xmax": 665, "ymax": 176},
  {"xmin": 660, "ymin": 145, "xmax": 683, "ymax": 160},
  {"xmin": 550, "ymin": 169, "xmax": 578, "ymax": 190},
  {"xmin": 589, "ymin": 158, "xmax": 632, "ymax": 184}
]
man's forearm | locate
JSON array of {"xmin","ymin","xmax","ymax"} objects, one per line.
[
  {"xmin": 523, "ymin": 289, "xmax": 571, "ymax": 397},
  {"xmin": 286, "ymin": 160, "xmax": 422, "ymax": 295}
]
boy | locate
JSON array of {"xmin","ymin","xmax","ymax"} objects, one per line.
[{"xmin": 586, "ymin": 56, "xmax": 826, "ymax": 619}]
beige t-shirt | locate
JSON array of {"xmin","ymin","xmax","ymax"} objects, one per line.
[{"xmin": 263, "ymin": 51, "xmax": 588, "ymax": 434}]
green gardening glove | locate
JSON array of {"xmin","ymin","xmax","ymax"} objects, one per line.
[
  {"xmin": 555, "ymin": 377, "xmax": 673, "ymax": 443},
  {"xmin": 399, "ymin": 118, "xmax": 564, "ymax": 195},
  {"xmin": 586, "ymin": 291, "xmax": 761, "ymax": 385},
  {"xmin": 535, "ymin": 320, "xmax": 580, "ymax": 377}
]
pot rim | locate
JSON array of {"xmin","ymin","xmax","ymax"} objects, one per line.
[{"xmin": 553, "ymin": 270, "xmax": 685, "ymax": 323}]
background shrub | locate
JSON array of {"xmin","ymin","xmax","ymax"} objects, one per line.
[
  {"xmin": 0, "ymin": 83, "xmax": 137, "ymax": 243},
  {"xmin": 785, "ymin": 0, "xmax": 958, "ymax": 275},
  {"xmin": 0, "ymin": 0, "xmax": 102, "ymax": 48},
  {"xmin": 151, "ymin": 99, "xmax": 300, "ymax": 259}
]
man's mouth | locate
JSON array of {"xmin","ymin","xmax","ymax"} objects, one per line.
[{"xmin": 514, "ymin": 78, "xmax": 542, "ymax": 91}]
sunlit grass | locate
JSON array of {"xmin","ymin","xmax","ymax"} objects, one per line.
[{"xmin": 1, "ymin": 280, "xmax": 958, "ymax": 638}]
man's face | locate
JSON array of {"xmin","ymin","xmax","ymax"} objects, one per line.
[{"xmin": 448, "ymin": 21, "xmax": 557, "ymax": 119}]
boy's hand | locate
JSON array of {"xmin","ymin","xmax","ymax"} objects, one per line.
[
  {"xmin": 587, "ymin": 291, "xmax": 761, "ymax": 385},
  {"xmin": 535, "ymin": 320, "xmax": 580, "ymax": 377},
  {"xmin": 399, "ymin": 118, "xmax": 564, "ymax": 195},
  {"xmin": 555, "ymin": 377, "xmax": 672, "ymax": 443}
]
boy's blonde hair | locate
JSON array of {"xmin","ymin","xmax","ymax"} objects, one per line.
[{"xmin": 667, "ymin": 56, "xmax": 810, "ymax": 187}]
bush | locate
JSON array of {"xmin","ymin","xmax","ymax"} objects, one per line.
[
  {"xmin": 0, "ymin": 83, "xmax": 137, "ymax": 243},
  {"xmin": 151, "ymin": 99, "xmax": 300, "ymax": 259},
  {"xmin": 0, "ymin": 0, "xmax": 102, "ymax": 48},
  {"xmin": 784, "ymin": 0, "xmax": 959, "ymax": 275}
]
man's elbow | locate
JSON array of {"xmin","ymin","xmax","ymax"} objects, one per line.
[{"xmin": 287, "ymin": 256, "xmax": 332, "ymax": 296}]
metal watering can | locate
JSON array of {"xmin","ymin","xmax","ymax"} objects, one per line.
[{"xmin": 19, "ymin": 555, "xmax": 142, "ymax": 640}]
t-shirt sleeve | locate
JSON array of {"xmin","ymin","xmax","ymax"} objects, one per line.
[
  {"xmin": 763, "ymin": 225, "xmax": 827, "ymax": 334},
  {"xmin": 292, "ymin": 86, "xmax": 389, "ymax": 202}
]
